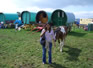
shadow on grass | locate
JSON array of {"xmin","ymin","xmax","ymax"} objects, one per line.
[
  {"xmin": 64, "ymin": 46, "xmax": 82, "ymax": 61},
  {"xmin": 68, "ymin": 31, "xmax": 87, "ymax": 37},
  {"xmin": 50, "ymin": 62, "xmax": 67, "ymax": 68}
]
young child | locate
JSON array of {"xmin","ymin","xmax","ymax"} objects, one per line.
[{"xmin": 40, "ymin": 24, "xmax": 56, "ymax": 64}]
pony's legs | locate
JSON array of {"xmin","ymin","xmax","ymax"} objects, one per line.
[
  {"xmin": 60, "ymin": 40, "xmax": 63, "ymax": 52},
  {"xmin": 60, "ymin": 39, "xmax": 64, "ymax": 52}
]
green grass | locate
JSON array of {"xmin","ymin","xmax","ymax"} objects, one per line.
[{"xmin": 0, "ymin": 28, "xmax": 93, "ymax": 68}]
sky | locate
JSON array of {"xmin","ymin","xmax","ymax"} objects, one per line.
[{"xmin": 0, "ymin": 0, "xmax": 93, "ymax": 19}]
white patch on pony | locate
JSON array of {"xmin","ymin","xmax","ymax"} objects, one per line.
[
  {"xmin": 59, "ymin": 26, "xmax": 66, "ymax": 34},
  {"xmin": 60, "ymin": 39, "xmax": 65, "ymax": 52}
]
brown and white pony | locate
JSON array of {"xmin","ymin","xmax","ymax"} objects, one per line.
[{"xmin": 54, "ymin": 26, "xmax": 68, "ymax": 52}]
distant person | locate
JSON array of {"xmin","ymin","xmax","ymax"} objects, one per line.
[
  {"xmin": 14, "ymin": 17, "xmax": 22, "ymax": 31},
  {"xmin": 0, "ymin": 22, "xmax": 1, "ymax": 29},
  {"xmin": 76, "ymin": 22, "xmax": 80, "ymax": 28},
  {"xmin": 39, "ymin": 21, "xmax": 41, "ymax": 24},
  {"xmin": 1, "ymin": 21, "xmax": 4, "ymax": 28},
  {"xmin": 40, "ymin": 23, "xmax": 56, "ymax": 64}
]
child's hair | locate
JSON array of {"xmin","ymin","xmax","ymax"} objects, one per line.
[{"xmin": 45, "ymin": 23, "xmax": 51, "ymax": 33}]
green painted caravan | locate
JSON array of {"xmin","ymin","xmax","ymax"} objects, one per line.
[
  {"xmin": 21, "ymin": 11, "xmax": 36, "ymax": 24},
  {"xmin": 51, "ymin": 9, "xmax": 75, "ymax": 26},
  {"xmin": 51, "ymin": 9, "xmax": 67, "ymax": 26},
  {"xmin": 0, "ymin": 13, "xmax": 18, "ymax": 23}
]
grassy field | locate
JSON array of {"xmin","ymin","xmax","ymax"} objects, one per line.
[{"xmin": 0, "ymin": 28, "xmax": 93, "ymax": 68}]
